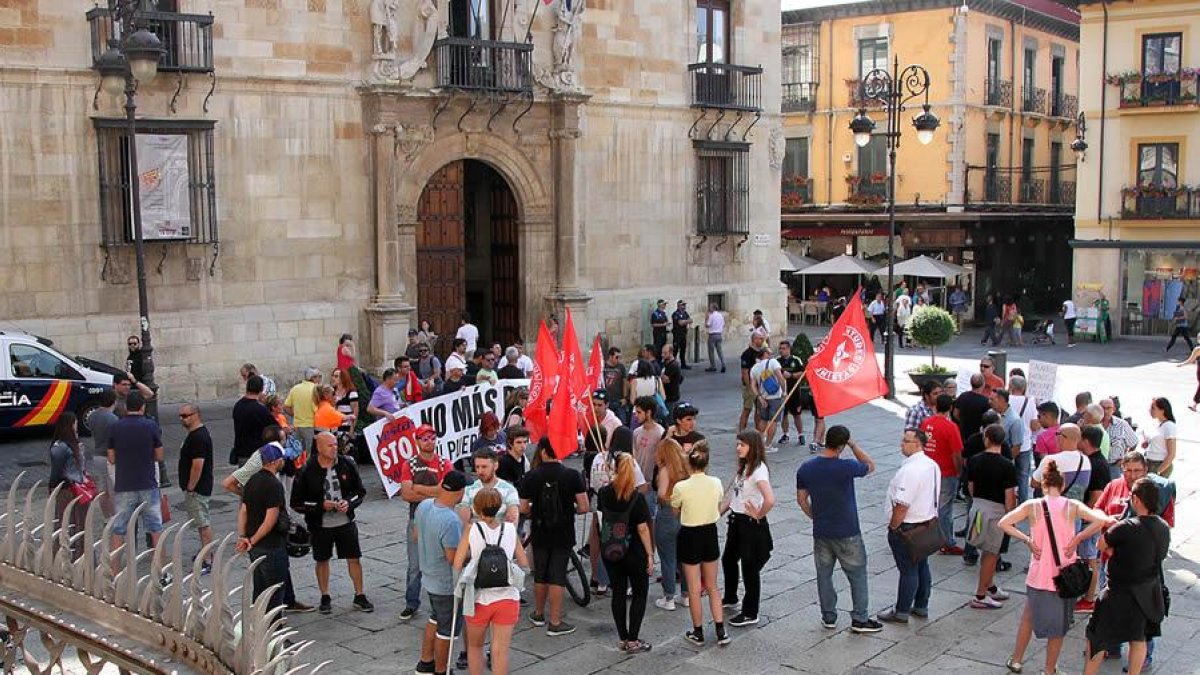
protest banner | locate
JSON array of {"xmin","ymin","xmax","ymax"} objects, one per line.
[
  {"xmin": 1026, "ymin": 360, "xmax": 1058, "ymax": 404},
  {"xmin": 364, "ymin": 378, "xmax": 530, "ymax": 498}
]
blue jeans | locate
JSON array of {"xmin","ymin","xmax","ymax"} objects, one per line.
[
  {"xmin": 249, "ymin": 545, "xmax": 295, "ymax": 612},
  {"xmin": 1016, "ymin": 451, "xmax": 1033, "ymax": 504},
  {"xmin": 887, "ymin": 527, "xmax": 932, "ymax": 616},
  {"xmin": 813, "ymin": 535, "xmax": 870, "ymax": 623},
  {"xmin": 655, "ymin": 507, "xmax": 682, "ymax": 597},
  {"xmin": 111, "ymin": 488, "xmax": 163, "ymax": 537},
  {"xmin": 405, "ymin": 518, "xmax": 422, "ymax": 610},
  {"xmin": 938, "ymin": 477, "xmax": 958, "ymax": 547}
]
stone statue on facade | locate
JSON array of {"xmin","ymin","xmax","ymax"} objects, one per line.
[
  {"xmin": 399, "ymin": 0, "xmax": 441, "ymax": 81},
  {"xmin": 769, "ymin": 124, "xmax": 786, "ymax": 171},
  {"xmin": 535, "ymin": 0, "xmax": 584, "ymax": 92},
  {"xmin": 369, "ymin": 0, "xmax": 400, "ymax": 80}
]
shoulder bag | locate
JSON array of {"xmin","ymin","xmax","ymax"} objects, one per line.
[
  {"xmin": 897, "ymin": 466, "xmax": 946, "ymax": 562},
  {"xmin": 1040, "ymin": 499, "xmax": 1092, "ymax": 598}
]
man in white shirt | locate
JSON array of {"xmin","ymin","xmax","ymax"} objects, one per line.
[
  {"xmin": 867, "ymin": 292, "xmax": 888, "ymax": 345},
  {"xmin": 444, "ymin": 338, "xmax": 469, "ymax": 373},
  {"xmin": 749, "ymin": 348, "xmax": 787, "ymax": 453},
  {"xmin": 1007, "ymin": 375, "xmax": 1038, "ymax": 503},
  {"xmin": 1099, "ymin": 397, "xmax": 1138, "ymax": 479},
  {"xmin": 456, "ymin": 448, "xmax": 520, "ymax": 526},
  {"xmin": 1061, "ymin": 298, "xmax": 1077, "ymax": 346},
  {"xmin": 513, "ymin": 338, "xmax": 535, "ymax": 376},
  {"xmin": 705, "ymin": 304, "xmax": 726, "ymax": 373},
  {"xmin": 455, "ymin": 312, "xmax": 480, "ymax": 354},
  {"xmin": 878, "ymin": 428, "xmax": 941, "ymax": 625}
]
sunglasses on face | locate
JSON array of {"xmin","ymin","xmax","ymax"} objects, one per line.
[
  {"xmin": 980, "ymin": 364, "xmax": 991, "ymax": 369},
  {"xmin": 179, "ymin": 411, "xmax": 195, "ymax": 419}
]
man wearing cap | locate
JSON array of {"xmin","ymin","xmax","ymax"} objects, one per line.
[
  {"xmin": 284, "ymin": 367, "xmax": 322, "ymax": 454},
  {"xmin": 235, "ymin": 442, "xmax": 295, "ymax": 614},
  {"xmin": 671, "ymin": 300, "xmax": 693, "ymax": 370},
  {"xmin": 589, "ymin": 390, "xmax": 622, "ymax": 447},
  {"xmin": 399, "ymin": 424, "xmax": 454, "ymax": 622},
  {"xmin": 668, "ymin": 402, "xmax": 705, "ymax": 453},
  {"xmin": 412, "ymin": 470, "xmax": 467, "ymax": 675},
  {"xmin": 651, "ymin": 299, "xmax": 669, "ymax": 359}
]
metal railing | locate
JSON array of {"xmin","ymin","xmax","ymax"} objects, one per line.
[
  {"xmin": 86, "ymin": 7, "xmax": 214, "ymax": 73},
  {"xmin": 781, "ymin": 82, "xmax": 818, "ymax": 112},
  {"xmin": 1019, "ymin": 177, "xmax": 1046, "ymax": 204},
  {"xmin": 1051, "ymin": 92, "xmax": 1078, "ymax": 118},
  {"xmin": 689, "ymin": 62, "xmax": 763, "ymax": 112},
  {"xmin": 984, "ymin": 172, "xmax": 1012, "ymax": 202},
  {"xmin": 1121, "ymin": 186, "xmax": 1200, "ymax": 219},
  {"xmin": 695, "ymin": 142, "xmax": 750, "ymax": 234},
  {"xmin": 1022, "ymin": 86, "xmax": 1047, "ymax": 114},
  {"xmin": 1050, "ymin": 179, "xmax": 1076, "ymax": 206},
  {"xmin": 985, "ymin": 79, "xmax": 1013, "ymax": 107},
  {"xmin": 433, "ymin": 37, "xmax": 533, "ymax": 93},
  {"xmin": 1116, "ymin": 72, "xmax": 1199, "ymax": 108}
]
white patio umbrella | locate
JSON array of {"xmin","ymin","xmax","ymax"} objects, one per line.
[
  {"xmin": 872, "ymin": 254, "xmax": 968, "ymax": 279},
  {"xmin": 795, "ymin": 254, "xmax": 879, "ymax": 276},
  {"xmin": 781, "ymin": 250, "xmax": 818, "ymax": 273}
]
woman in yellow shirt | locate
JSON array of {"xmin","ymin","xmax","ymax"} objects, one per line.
[{"xmin": 670, "ymin": 441, "xmax": 729, "ymax": 647}]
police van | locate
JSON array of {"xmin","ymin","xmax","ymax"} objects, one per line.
[{"xmin": 0, "ymin": 331, "xmax": 119, "ymax": 435}]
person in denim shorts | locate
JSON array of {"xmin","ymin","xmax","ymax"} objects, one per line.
[{"xmin": 106, "ymin": 391, "xmax": 164, "ymax": 552}]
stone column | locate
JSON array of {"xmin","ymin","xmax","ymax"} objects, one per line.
[
  {"xmin": 365, "ymin": 124, "xmax": 415, "ymax": 370},
  {"xmin": 548, "ymin": 93, "xmax": 593, "ymax": 334}
]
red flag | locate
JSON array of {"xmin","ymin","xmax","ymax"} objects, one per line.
[
  {"xmin": 524, "ymin": 321, "xmax": 559, "ymax": 441},
  {"xmin": 806, "ymin": 289, "xmax": 888, "ymax": 417},
  {"xmin": 580, "ymin": 334, "xmax": 604, "ymax": 429},
  {"xmin": 547, "ymin": 369, "xmax": 579, "ymax": 459},
  {"xmin": 559, "ymin": 308, "xmax": 588, "ymax": 403},
  {"xmin": 548, "ymin": 308, "xmax": 587, "ymax": 456}
]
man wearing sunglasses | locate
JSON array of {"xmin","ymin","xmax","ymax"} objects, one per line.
[
  {"xmin": 178, "ymin": 404, "xmax": 214, "ymax": 574},
  {"xmin": 978, "ymin": 357, "xmax": 1004, "ymax": 397}
]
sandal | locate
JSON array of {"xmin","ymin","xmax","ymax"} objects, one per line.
[
  {"xmin": 625, "ymin": 640, "xmax": 652, "ymax": 654},
  {"xmin": 1006, "ymin": 657, "xmax": 1023, "ymax": 673}
]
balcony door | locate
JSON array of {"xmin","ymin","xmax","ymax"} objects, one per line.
[
  {"xmin": 1051, "ymin": 55, "xmax": 1064, "ymax": 114},
  {"xmin": 985, "ymin": 133, "xmax": 1003, "ymax": 201},
  {"xmin": 449, "ymin": 0, "xmax": 494, "ymax": 39},
  {"xmin": 1137, "ymin": 143, "xmax": 1179, "ymax": 216},
  {"xmin": 1023, "ymin": 47, "xmax": 1036, "ymax": 108},
  {"xmin": 986, "ymin": 38, "xmax": 1003, "ymax": 104},
  {"xmin": 695, "ymin": 0, "xmax": 729, "ymax": 64},
  {"xmin": 1142, "ymin": 33, "xmax": 1182, "ymax": 101},
  {"xmin": 858, "ymin": 37, "xmax": 888, "ymax": 80},
  {"xmin": 1050, "ymin": 141, "xmax": 1062, "ymax": 203}
]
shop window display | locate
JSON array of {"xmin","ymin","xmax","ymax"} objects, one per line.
[{"xmin": 1121, "ymin": 249, "xmax": 1200, "ymax": 336}]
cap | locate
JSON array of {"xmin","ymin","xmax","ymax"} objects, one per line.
[
  {"xmin": 591, "ymin": 389, "xmax": 608, "ymax": 402},
  {"xmin": 259, "ymin": 444, "xmax": 284, "ymax": 464},
  {"xmin": 441, "ymin": 471, "xmax": 468, "ymax": 492},
  {"xmin": 415, "ymin": 424, "xmax": 437, "ymax": 439},
  {"xmin": 408, "ymin": 328, "xmax": 419, "ymax": 336},
  {"xmin": 677, "ymin": 299, "xmax": 686, "ymax": 305},
  {"xmin": 304, "ymin": 366, "xmax": 321, "ymax": 380},
  {"xmin": 656, "ymin": 298, "xmax": 666, "ymax": 305}
]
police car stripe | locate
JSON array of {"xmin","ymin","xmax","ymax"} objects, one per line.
[{"xmin": 16, "ymin": 380, "xmax": 70, "ymax": 427}]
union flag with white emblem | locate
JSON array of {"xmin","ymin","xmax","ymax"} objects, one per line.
[{"xmin": 806, "ymin": 289, "xmax": 888, "ymax": 417}]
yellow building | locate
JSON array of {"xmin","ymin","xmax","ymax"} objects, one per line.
[
  {"xmin": 781, "ymin": 0, "xmax": 1080, "ymax": 314},
  {"xmin": 1072, "ymin": 0, "xmax": 1200, "ymax": 338}
]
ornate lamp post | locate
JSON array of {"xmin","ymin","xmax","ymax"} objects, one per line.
[
  {"xmin": 848, "ymin": 56, "xmax": 939, "ymax": 398},
  {"xmin": 96, "ymin": 0, "xmax": 164, "ymax": 416},
  {"xmin": 1071, "ymin": 112, "xmax": 1088, "ymax": 161}
]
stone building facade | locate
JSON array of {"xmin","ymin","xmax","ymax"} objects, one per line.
[{"xmin": 0, "ymin": 0, "xmax": 782, "ymax": 401}]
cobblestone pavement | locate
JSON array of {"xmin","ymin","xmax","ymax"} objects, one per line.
[{"xmin": 3, "ymin": 327, "xmax": 1199, "ymax": 674}]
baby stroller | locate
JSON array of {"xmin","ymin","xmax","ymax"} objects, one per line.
[{"xmin": 1028, "ymin": 319, "xmax": 1056, "ymax": 345}]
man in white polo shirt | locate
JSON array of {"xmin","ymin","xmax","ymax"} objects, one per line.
[{"xmin": 878, "ymin": 427, "xmax": 941, "ymax": 625}]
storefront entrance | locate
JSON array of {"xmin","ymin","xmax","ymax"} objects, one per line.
[{"xmin": 1120, "ymin": 248, "xmax": 1200, "ymax": 336}]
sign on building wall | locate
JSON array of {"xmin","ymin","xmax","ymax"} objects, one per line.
[{"xmin": 135, "ymin": 134, "xmax": 192, "ymax": 240}]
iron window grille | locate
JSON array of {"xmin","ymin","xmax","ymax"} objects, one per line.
[{"xmin": 694, "ymin": 141, "xmax": 750, "ymax": 235}]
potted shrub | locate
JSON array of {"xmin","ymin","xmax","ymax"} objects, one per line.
[{"xmin": 906, "ymin": 306, "xmax": 956, "ymax": 390}]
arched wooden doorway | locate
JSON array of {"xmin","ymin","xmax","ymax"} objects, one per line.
[{"xmin": 416, "ymin": 159, "xmax": 521, "ymax": 356}]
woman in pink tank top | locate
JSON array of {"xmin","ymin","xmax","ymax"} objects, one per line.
[{"xmin": 998, "ymin": 459, "xmax": 1114, "ymax": 675}]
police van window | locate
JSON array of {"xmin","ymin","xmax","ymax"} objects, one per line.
[{"xmin": 8, "ymin": 345, "xmax": 81, "ymax": 380}]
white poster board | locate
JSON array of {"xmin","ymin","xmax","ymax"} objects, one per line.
[
  {"xmin": 1026, "ymin": 360, "xmax": 1058, "ymax": 404},
  {"xmin": 135, "ymin": 133, "xmax": 192, "ymax": 240}
]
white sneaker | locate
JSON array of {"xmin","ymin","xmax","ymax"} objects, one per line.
[
  {"xmin": 655, "ymin": 597, "xmax": 677, "ymax": 611},
  {"xmin": 679, "ymin": 595, "xmax": 690, "ymax": 608},
  {"xmin": 989, "ymin": 587, "xmax": 1010, "ymax": 601},
  {"xmin": 766, "ymin": 446, "xmax": 779, "ymax": 454}
]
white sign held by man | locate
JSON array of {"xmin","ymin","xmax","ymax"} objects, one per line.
[{"xmin": 1026, "ymin": 360, "xmax": 1058, "ymax": 403}]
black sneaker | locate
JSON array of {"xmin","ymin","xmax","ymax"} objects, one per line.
[
  {"xmin": 529, "ymin": 613, "xmax": 546, "ymax": 627},
  {"xmin": 318, "ymin": 594, "xmax": 332, "ymax": 615},
  {"xmin": 721, "ymin": 598, "xmax": 739, "ymax": 609},
  {"xmin": 851, "ymin": 618, "xmax": 884, "ymax": 633},
  {"xmin": 353, "ymin": 594, "xmax": 374, "ymax": 612},
  {"xmin": 728, "ymin": 613, "xmax": 759, "ymax": 627},
  {"xmin": 715, "ymin": 628, "xmax": 731, "ymax": 646},
  {"xmin": 285, "ymin": 602, "xmax": 316, "ymax": 614},
  {"xmin": 778, "ymin": 433, "xmax": 790, "ymax": 444},
  {"xmin": 455, "ymin": 650, "xmax": 468, "ymax": 670},
  {"xmin": 546, "ymin": 621, "xmax": 576, "ymax": 636},
  {"xmin": 399, "ymin": 606, "xmax": 418, "ymax": 621},
  {"xmin": 684, "ymin": 628, "xmax": 705, "ymax": 645},
  {"xmin": 414, "ymin": 660, "xmax": 435, "ymax": 675},
  {"xmin": 797, "ymin": 434, "xmax": 806, "ymax": 447}
]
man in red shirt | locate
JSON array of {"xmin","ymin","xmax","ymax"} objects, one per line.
[
  {"xmin": 920, "ymin": 394, "xmax": 964, "ymax": 555},
  {"xmin": 979, "ymin": 357, "xmax": 1004, "ymax": 397},
  {"xmin": 398, "ymin": 424, "xmax": 452, "ymax": 621}
]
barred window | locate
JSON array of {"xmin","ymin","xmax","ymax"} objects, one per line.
[
  {"xmin": 93, "ymin": 119, "xmax": 218, "ymax": 247},
  {"xmin": 695, "ymin": 141, "xmax": 749, "ymax": 235},
  {"xmin": 782, "ymin": 23, "xmax": 819, "ymax": 112}
]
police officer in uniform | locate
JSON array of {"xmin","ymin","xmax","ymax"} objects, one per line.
[
  {"xmin": 651, "ymin": 299, "xmax": 669, "ymax": 359},
  {"xmin": 671, "ymin": 300, "xmax": 692, "ymax": 370}
]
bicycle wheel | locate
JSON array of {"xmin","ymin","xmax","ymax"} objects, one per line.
[{"xmin": 564, "ymin": 549, "xmax": 591, "ymax": 607}]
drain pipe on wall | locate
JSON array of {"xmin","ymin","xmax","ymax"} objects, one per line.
[
  {"xmin": 826, "ymin": 19, "xmax": 834, "ymax": 207},
  {"xmin": 1099, "ymin": 0, "xmax": 1111, "ymax": 239}
]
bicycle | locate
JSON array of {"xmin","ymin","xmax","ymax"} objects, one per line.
[{"xmin": 520, "ymin": 514, "xmax": 591, "ymax": 607}]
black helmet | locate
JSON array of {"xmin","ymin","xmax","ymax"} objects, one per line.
[
  {"xmin": 287, "ymin": 524, "xmax": 311, "ymax": 558},
  {"xmin": 672, "ymin": 402, "xmax": 699, "ymax": 420}
]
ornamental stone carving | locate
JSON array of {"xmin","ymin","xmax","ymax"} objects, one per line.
[
  {"xmin": 768, "ymin": 124, "xmax": 786, "ymax": 172},
  {"xmin": 398, "ymin": 0, "xmax": 441, "ymax": 81},
  {"xmin": 369, "ymin": 0, "xmax": 400, "ymax": 81},
  {"xmin": 534, "ymin": 0, "xmax": 585, "ymax": 92}
]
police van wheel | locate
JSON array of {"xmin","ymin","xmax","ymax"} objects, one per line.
[{"xmin": 77, "ymin": 400, "xmax": 102, "ymax": 437}]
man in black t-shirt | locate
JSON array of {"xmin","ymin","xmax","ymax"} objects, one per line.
[
  {"xmin": 775, "ymin": 340, "xmax": 808, "ymax": 449},
  {"xmin": 661, "ymin": 344, "xmax": 684, "ymax": 405},
  {"xmin": 518, "ymin": 438, "xmax": 588, "ymax": 635},
  {"xmin": 498, "ymin": 427, "xmax": 530, "ymax": 485},
  {"xmin": 232, "ymin": 376, "xmax": 276, "ymax": 465},
  {"xmin": 668, "ymin": 402, "xmax": 705, "ymax": 453},
  {"xmin": 178, "ymin": 403, "xmax": 214, "ymax": 572},
  {"xmin": 738, "ymin": 331, "xmax": 767, "ymax": 433},
  {"xmin": 965, "ymin": 424, "xmax": 1017, "ymax": 609},
  {"xmin": 954, "ymin": 374, "xmax": 992, "ymax": 445},
  {"xmin": 236, "ymin": 444, "xmax": 296, "ymax": 613},
  {"xmin": 601, "ymin": 348, "xmax": 629, "ymax": 425},
  {"xmin": 1077, "ymin": 424, "xmax": 1114, "ymax": 609}
]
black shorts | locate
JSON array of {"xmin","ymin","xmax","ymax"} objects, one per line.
[
  {"xmin": 311, "ymin": 522, "xmax": 361, "ymax": 562},
  {"xmin": 799, "ymin": 391, "xmax": 822, "ymax": 418},
  {"xmin": 532, "ymin": 545, "xmax": 571, "ymax": 586},
  {"xmin": 784, "ymin": 386, "xmax": 804, "ymax": 415},
  {"xmin": 677, "ymin": 523, "xmax": 720, "ymax": 565}
]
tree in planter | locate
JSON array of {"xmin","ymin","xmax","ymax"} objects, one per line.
[{"xmin": 907, "ymin": 306, "xmax": 956, "ymax": 372}]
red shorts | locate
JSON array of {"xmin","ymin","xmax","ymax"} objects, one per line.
[{"xmin": 466, "ymin": 599, "xmax": 519, "ymax": 627}]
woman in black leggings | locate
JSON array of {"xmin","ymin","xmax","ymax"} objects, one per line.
[
  {"xmin": 721, "ymin": 430, "xmax": 776, "ymax": 627},
  {"xmin": 597, "ymin": 453, "xmax": 655, "ymax": 653}
]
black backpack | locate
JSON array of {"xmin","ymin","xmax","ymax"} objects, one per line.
[
  {"xmin": 536, "ymin": 478, "xmax": 565, "ymax": 531},
  {"xmin": 473, "ymin": 522, "xmax": 511, "ymax": 589},
  {"xmin": 599, "ymin": 492, "xmax": 636, "ymax": 562}
]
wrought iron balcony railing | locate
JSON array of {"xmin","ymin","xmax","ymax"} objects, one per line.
[
  {"xmin": 1051, "ymin": 92, "xmax": 1078, "ymax": 118},
  {"xmin": 1022, "ymin": 86, "xmax": 1047, "ymax": 114},
  {"xmin": 984, "ymin": 173, "xmax": 1012, "ymax": 202},
  {"xmin": 1050, "ymin": 179, "xmax": 1076, "ymax": 206},
  {"xmin": 782, "ymin": 82, "xmax": 818, "ymax": 112},
  {"xmin": 86, "ymin": 7, "xmax": 214, "ymax": 73},
  {"xmin": 1112, "ymin": 71, "xmax": 1199, "ymax": 108},
  {"xmin": 1019, "ymin": 177, "xmax": 1046, "ymax": 204},
  {"xmin": 1121, "ymin": 186, "xmax": 1200, "ymax": 219},
  {"xmin": 689, "ymin": 62, "xmax": 763, "ymax": 112},
  {"xmin": 985, "ymin": 79, "xmax": 1013, "ymax": 107},
  {"xmin": 434, "ymin": 37, "xmax": 533, "ymax": 93}
]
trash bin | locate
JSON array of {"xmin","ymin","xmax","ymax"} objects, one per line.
[{"xmin": 987, "ymin": 349, "xmax": 1007, "ymax": 379}]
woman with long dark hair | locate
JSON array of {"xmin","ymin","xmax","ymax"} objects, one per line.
[
  {"xmin": 597, "ymin": 453, "xmax": 654, "ymax": 653},
  {"xmin": 49, "ymin": 412, "xmax": 88, "ymax": 557},
  {"xmin": 503, "ymin": 388, "xmax": 528, "ymax": 429},
  {"xmin": 1140, "ymin": 397, "xmax": 1176, "ymax": 477},
  {"xmin": 720, "ymin": 430, "xmax": 775, "ymax": 627}
]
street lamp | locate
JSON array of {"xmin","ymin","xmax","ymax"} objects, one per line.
[
  {"xmin": 97, "ymin": 0, "xmax": 164, "ymax": 418},
  {"xmin": 847, "ymin": 56, "xmax": 939, "ymax": 399},
  {"xmin": 1071, "ymin": 112, "xmax": 1088, "ymax": 161}
]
